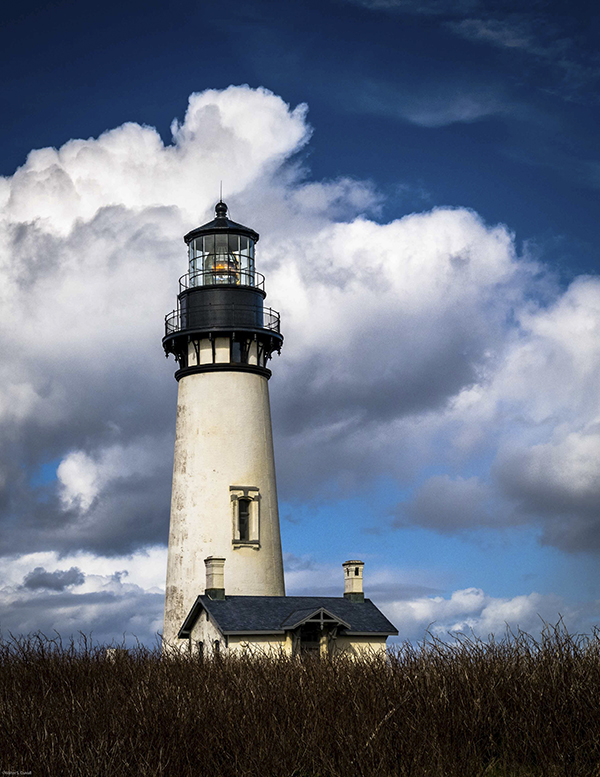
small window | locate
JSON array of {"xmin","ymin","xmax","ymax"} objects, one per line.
[
  {"xmin": 239, "ymin": 499, "xmax": 251, "ymax": 542},
  {"xmin": 355, "ymin": 567, "xmax": 359, "ymax": 576},
  {"xmin": 197, "ymin": 641, "xmax": 204, "ymax": 659},
  {"xmin": 231, "ymin": 487, "xmax": 260, "ymax": 546},
  {"xmin": 231, "ymin": 340, "xmax": 242, "ymax": 363},
  {"xmin": 231, "ymin": 338, "xmax": 250, "ymax": 364},
  {"xmin": 214, "ymin": 640, "xmax": 220, "ymax": 654}
]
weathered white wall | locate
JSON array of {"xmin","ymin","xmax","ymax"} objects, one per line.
[
  {"xmin": 163, "ymin": 370, "xmax": 285, "ymax": 646},
  {"xmin": 228, "ymin": 634, "xmax": 292, "ymax": 656},
  {"xmin": 189, "ymin": 609, "xmax": 223, "ymax": 656}
]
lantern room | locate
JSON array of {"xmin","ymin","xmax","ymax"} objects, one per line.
[
  {"xmin": 184, "ymin": 201, "xmax": 259, "ymax": 288},
  {"xmin": 163, "ymin": 201, "xmax": 282, "ymax": 381}
]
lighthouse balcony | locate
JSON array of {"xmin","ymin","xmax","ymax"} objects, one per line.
[{"xmin": 164, "ymin": 304, "xmax": 281, "ymax": 336}]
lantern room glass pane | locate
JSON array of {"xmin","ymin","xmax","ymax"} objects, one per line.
[{"xmin": 188, "ymin": 234, "xmax": 256, "ymax": 287}]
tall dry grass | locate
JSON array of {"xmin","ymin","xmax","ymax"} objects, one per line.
[{"xmin": 1, "ymin": 624, "xmax": 599, "ymax": 776}]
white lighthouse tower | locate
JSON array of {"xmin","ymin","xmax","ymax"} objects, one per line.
[{"xmin": 162, "ymin": 202, "xmax": 285, "ymax": 646}]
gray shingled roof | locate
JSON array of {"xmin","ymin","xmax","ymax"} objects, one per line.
[{"xmin": 178, "ymin": 595, "xmax": 398, "ymax": 639}]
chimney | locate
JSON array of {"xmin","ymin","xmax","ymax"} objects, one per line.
[
  {"xmin": 204, "ymin": 557, "xmax": 226, "ymax": 600},
  {"xmin": 343, "ymin": 560, "xmax": 365, "ymax": 602}
]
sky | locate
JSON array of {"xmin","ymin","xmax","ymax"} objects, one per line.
[{"xmin": 1, "ymin": 0, "xmax": 600, "ymax": 646}]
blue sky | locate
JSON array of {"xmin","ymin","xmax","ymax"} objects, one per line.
[
  {"xmin": 3, "ymin": 0, "xmax": 599, "ymax": 276},
  {"xmin": 1, "ymin": 0, "xmax": 600, "ymax": 644}
]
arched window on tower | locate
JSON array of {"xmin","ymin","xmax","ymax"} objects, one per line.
[
  {"xmin": 230, "ymin": 486, "xmax": 260, "ymax": 547},
  {"xmin": 229, "ymin": 485, "xmax": 260, "ymax": 550}
]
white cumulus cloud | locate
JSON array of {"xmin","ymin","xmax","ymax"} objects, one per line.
[{"xmin": 383, "ymin": 587, "xmax": 589, "ymax": 642}]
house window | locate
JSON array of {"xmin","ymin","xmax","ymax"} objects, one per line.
[
  {"xmin": 239, "ymin": 498, "xmax": 251, "ymax": 541},
  {"xmin": 214, "ymin": 640, "xmax": 220, "ymax": 654}
]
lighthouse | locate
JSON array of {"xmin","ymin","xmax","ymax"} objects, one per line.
[{"xmin": 162, "ymin": 202, "xmax": 285, "ymax": 646}]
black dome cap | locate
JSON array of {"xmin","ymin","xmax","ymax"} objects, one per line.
[{"xmin": 183, "ymin": 201, "xmax": 259, "ymax": 244}]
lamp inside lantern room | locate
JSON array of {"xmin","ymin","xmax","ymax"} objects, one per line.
[{"xmin": 188, "ymin": 202, "xmax": 255, "ymax": 288}]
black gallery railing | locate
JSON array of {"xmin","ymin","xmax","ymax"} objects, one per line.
[
  {"xmin": 165, "ymin": 305, "xmax": 281, "ymax": 336},
  {"xmin": 179, "ymin": 268, "xmax": 266, "ymax": 292}
]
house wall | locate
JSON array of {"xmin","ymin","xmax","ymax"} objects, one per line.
[
  {"xmin": 334, "ymin": 635, "xmax": 388, "ymax": 656},
  {"xmin": 228, "ymin": 633, "xmax": 292, "ymax": 656},
  {"xmin": 188, "ymin": 610, "xmax": 224, "ymax": 656}
]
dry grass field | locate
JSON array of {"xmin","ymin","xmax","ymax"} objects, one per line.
[{"xmin": 1, "ymin": 624, "xmax": 599, "ymax": 776}]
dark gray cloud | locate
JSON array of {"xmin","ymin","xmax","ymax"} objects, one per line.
[
  {"xmin": 22, "ymin": 566, "xmax": 85, "ymax": 591},
  {"xmin": 389, "ymin": 434, "xmax": 600, "ymax": 551},
  {"xmin": 272, "ymin": 340, "xmax": 518, "ymax": 500},
  {"xmin": 0, "ymin": 587, "xmax": 164, "ymax": 646},
  {"xmin": 275, "ymin": 319, "xmax": 487, "ymax": 437},
  {"xmin": 0, "ymin": 440, "xmax": 173, "ymax": 557},
  {"xmin": 495, "ymin": 442, "xmax": 600, "ymax": 553}
]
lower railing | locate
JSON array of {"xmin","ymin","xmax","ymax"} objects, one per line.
[{"xmin": 165, "ymin": 305, "xmax": 280, "ymax": 335}]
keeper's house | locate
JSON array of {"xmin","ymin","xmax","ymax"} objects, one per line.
[{"xmin": 178, "ymin": 558, "xmax": 398, "ymax": 658}]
